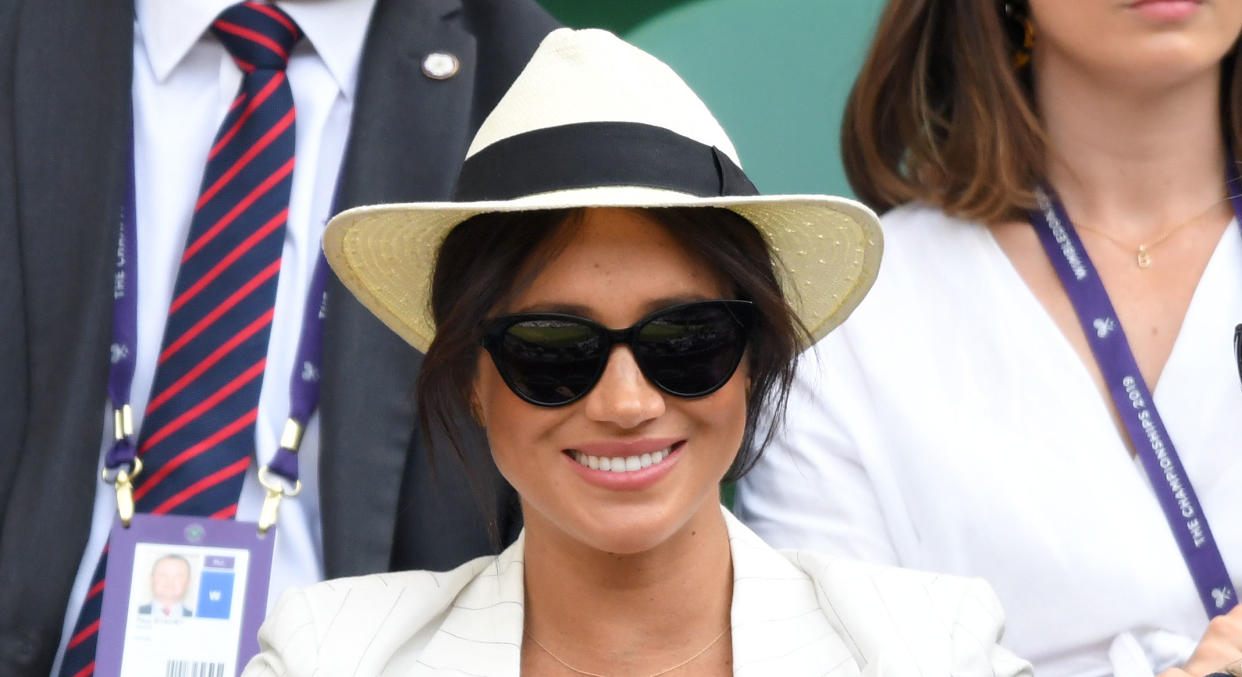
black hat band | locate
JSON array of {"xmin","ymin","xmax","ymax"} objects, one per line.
[{"xmin": 453, "ymin": 121, "xmax": 759, "ymax": 202}]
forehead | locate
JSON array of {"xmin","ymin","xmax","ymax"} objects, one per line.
[
  {"xmin": 153, "ymin": 558, "xmax": 188, "ymax": 575},
  {"xmin": 509, "ymin": 208, "xmax": 730, "ymax": 323}
]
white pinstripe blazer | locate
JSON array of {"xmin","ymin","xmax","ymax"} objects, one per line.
[{"xmin": 243, "ymin": 509, "xmax": 1033, "ymax": 676}]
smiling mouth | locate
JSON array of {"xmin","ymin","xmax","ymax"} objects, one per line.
[{"xmin": 568, "ymin": 444, "xmax": 678, "ymax": 472}]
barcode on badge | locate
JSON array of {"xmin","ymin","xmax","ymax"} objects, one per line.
[{"xmin": 164, "ymin": 660, "xmax": 226, "ymax": 677}]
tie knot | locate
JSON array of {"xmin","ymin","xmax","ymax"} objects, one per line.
[{"xmin": 212, "ymin": 2, "xmax": 301, "ymax": 71}]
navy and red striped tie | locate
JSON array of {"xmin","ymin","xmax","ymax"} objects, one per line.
[{"xmin": 59, "ymin": 4, "xmax": 300, "ymax": 675}]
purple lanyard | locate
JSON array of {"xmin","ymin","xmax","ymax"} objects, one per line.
[
  {"xmin": 1028, "ymin": 172, "xmax": 1240, "ymax": 619},
  {"xmin": 105, "ymin": 128, "xmax": 141, "ymax": 472},
  {"xmin": 105, "ymin": 137, "xmax": 327, "ymax": 512}
]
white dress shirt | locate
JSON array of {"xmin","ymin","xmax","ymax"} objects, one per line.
[
  {"xmin": 52, "ymin": 1, "xmax": 376, "ymax": 673},
  {"xmin": 242, "ymin": 507, "xmax": 1032, "ymax": 676},
  {"xmin": 735, "ymin": 203, "xmax": 1242, "ymax": 677}
]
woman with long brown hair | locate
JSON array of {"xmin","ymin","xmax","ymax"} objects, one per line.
[{"xmin": 737, "ymin": 2, "xmax": 1242, "ymax": 676}]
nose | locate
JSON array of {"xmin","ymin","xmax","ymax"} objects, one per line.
[{"xmin": 582, "ymin": 345, "xmax": 665, "ymax": 428}]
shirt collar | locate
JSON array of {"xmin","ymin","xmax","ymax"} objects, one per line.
[{"xmin": 136, "ymin": 0, "xmax": 377, "ymax": 100}]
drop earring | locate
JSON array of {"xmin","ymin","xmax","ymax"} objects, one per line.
[{"xmin": 1003, "ymin": 1, "xmax": 1035, "ymax": 69}]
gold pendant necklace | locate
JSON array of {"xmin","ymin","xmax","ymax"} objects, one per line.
[
  {"xmin": 1073, "ymin": 197, "xmax": 1226, "ymax": 269},
  {"xmin": 525, "ymin": 625, "xmax": 730, "ymax": 677}
]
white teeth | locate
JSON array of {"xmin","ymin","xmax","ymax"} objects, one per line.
[{"xmin": 569, "ymin": 447, "xmax": 673, "ymax": 473}]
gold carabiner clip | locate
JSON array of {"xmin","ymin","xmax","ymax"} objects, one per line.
[
  {"xmin": 256, "ymin": 419, "xmax": 306, "ymax": 535},
  {"xmin": 103, "ymin": 404, "xmax": 141, "ymax": 526},
  {"xmin": 102, "ymin": 457, "xmax": 144, "ymax": 527},
  {"xmin": 257, "ymin": 465, "xmax": 302, "ymax": 536}
]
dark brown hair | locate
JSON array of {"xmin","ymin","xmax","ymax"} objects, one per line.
[
  {"xmin": 416, "ymin": 207, "xmax": 805, "ymax": 488},
  {"xmin": 841, "ymin": 0, "xmax": 1242, "ymax": 223}
]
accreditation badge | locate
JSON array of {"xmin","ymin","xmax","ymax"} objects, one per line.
[{"xmin": 96, "ymin": 514, "xmax": 275, "ymax": 676}]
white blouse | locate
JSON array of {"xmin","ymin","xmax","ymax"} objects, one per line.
[{"xmin": 736, "ymin": 203, "xmax": 1242, "ymax": 677}]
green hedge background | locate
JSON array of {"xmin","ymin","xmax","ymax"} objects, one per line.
[{"xmin": 535, "ymin": 1, "xmax": 884, "ymax": 198}]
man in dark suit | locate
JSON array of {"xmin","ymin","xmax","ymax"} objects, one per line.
[{"xmin": 0, "ymin": 1, "xmax": 558, "ymax": 673}]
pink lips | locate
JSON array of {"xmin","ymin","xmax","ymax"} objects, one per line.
[
  {"xmin": 1128, "ymin": 0, "xmax": 1203, "ymax": 21},
  {"xmin": 564, "ymin": 439, "xmax": 685, "ymax": 491}
]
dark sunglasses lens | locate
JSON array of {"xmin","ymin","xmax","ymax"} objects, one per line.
[
  {"xmin": 634, "ymin": 303, "xmax": 749, "ymax": 397},
  {"xmin": 497, "ymin": 320, "xmax": 605, "ymax": 405}
]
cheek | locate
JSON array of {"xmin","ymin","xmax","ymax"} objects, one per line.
[
  {"xmin": 472, "ymin": 354, "xmax": 499, "ymax": 417},
  {"xmin": 732, "ymin": 366, "xmax": 751, "ymax": 435},
  {"xmin": 473, "ymin": 356, "xmax": 562, "ymax": 485},
  {"xmin": 1028, "ymin": 0, "xmax": 1100, "ymax": 26},
  {"xmin": 473, "ymin": 351, "xmax": 525, "ymax": 430},
  {"xmin": 474, "ymin": 360, "xmax": 517, "ymax": 447},
  {"xmin": 693, "ymin": 365, "xmax": 751, "ymax": 458},
  {"xmin": 1030, "ymin": 4, "xmax": 1108, "ymax": 53},
  {"xmin": 1221, "ymin": 13, "xmax": 1242, "ymax": 49}
]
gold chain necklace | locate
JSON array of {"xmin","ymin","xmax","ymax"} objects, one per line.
[
  {"xmin": 525, "ymin": 625, "xmax": 730, "ymax": 677},
  {"xmin": 1072, "ymin": 197, "xmax": 1227, "ymax": 269}
]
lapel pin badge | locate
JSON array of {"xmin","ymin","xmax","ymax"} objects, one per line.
[{"xmin": 422, "ymin": 52, "xmax": 460, "ymax": 80}]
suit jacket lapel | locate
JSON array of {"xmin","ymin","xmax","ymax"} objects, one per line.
[
  {"xmin": 412, "ymin": 532, "xmax": 526, "ymax": 676},
  {"xmin": 319, "ymin": 0, "xmax": 477, "ymax": 578},
  {"xmin": 725, "ymin": 510, "xmax": 860, "ymax": 676},
  {"xmin": 11, "ymin": 0, "xmax": 130, "ymax": 513},
  {"xmin": 0, "ymin": 0, "xmax": 132, "ymax": 669}
]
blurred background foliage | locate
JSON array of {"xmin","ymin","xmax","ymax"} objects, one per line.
[{"xmin": 535, "ymin": 1, "xmax": 884, "ymax": 198}]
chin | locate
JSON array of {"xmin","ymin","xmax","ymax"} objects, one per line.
[
  {"xmin": 553, "ymin": 498, "xmax": 708, "ymax": 557},
  {"xmin": 1125, "ymin": 31, "xmax": 1237, "ymax": 78},
  {"xmin": 1043, "ymin": 21, "xmax": 1235, "ymax": 92},
  {"xmin": 588, "ymin": 531, "xmax": 673, "ymax": 557},
  {"xmin": 1090, "ymin": 46, "xmax": 1224, "ymax": 92}
]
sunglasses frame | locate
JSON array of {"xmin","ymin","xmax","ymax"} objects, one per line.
[{"xmin": 480, "ymin": 299, "xmax": 755, "ymax": 407}]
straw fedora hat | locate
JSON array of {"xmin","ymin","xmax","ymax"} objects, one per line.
[{"xmin": 323, "ymin": 28, "xmax": 882, "ymax": 353}]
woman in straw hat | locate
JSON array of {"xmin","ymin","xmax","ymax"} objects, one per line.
[
  {"xmin": 243, "ymin": 29, "xmax": 1031, "ymax": 676},
  {"xmin": 736, "ymin": 1, "xmax": 1242, "ymax": 676}
]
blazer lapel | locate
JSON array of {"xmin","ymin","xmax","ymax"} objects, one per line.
[
  {"xmin": 410, "ymin": 532, "xmax": 526, "ymax": 676},
  {"xmin": 725, "ymin": 510, "xmax": 860, "ymax": 676},
  {"xmin": 319, "ymin": 0, "xmax": 478, "ymax": 578}
]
